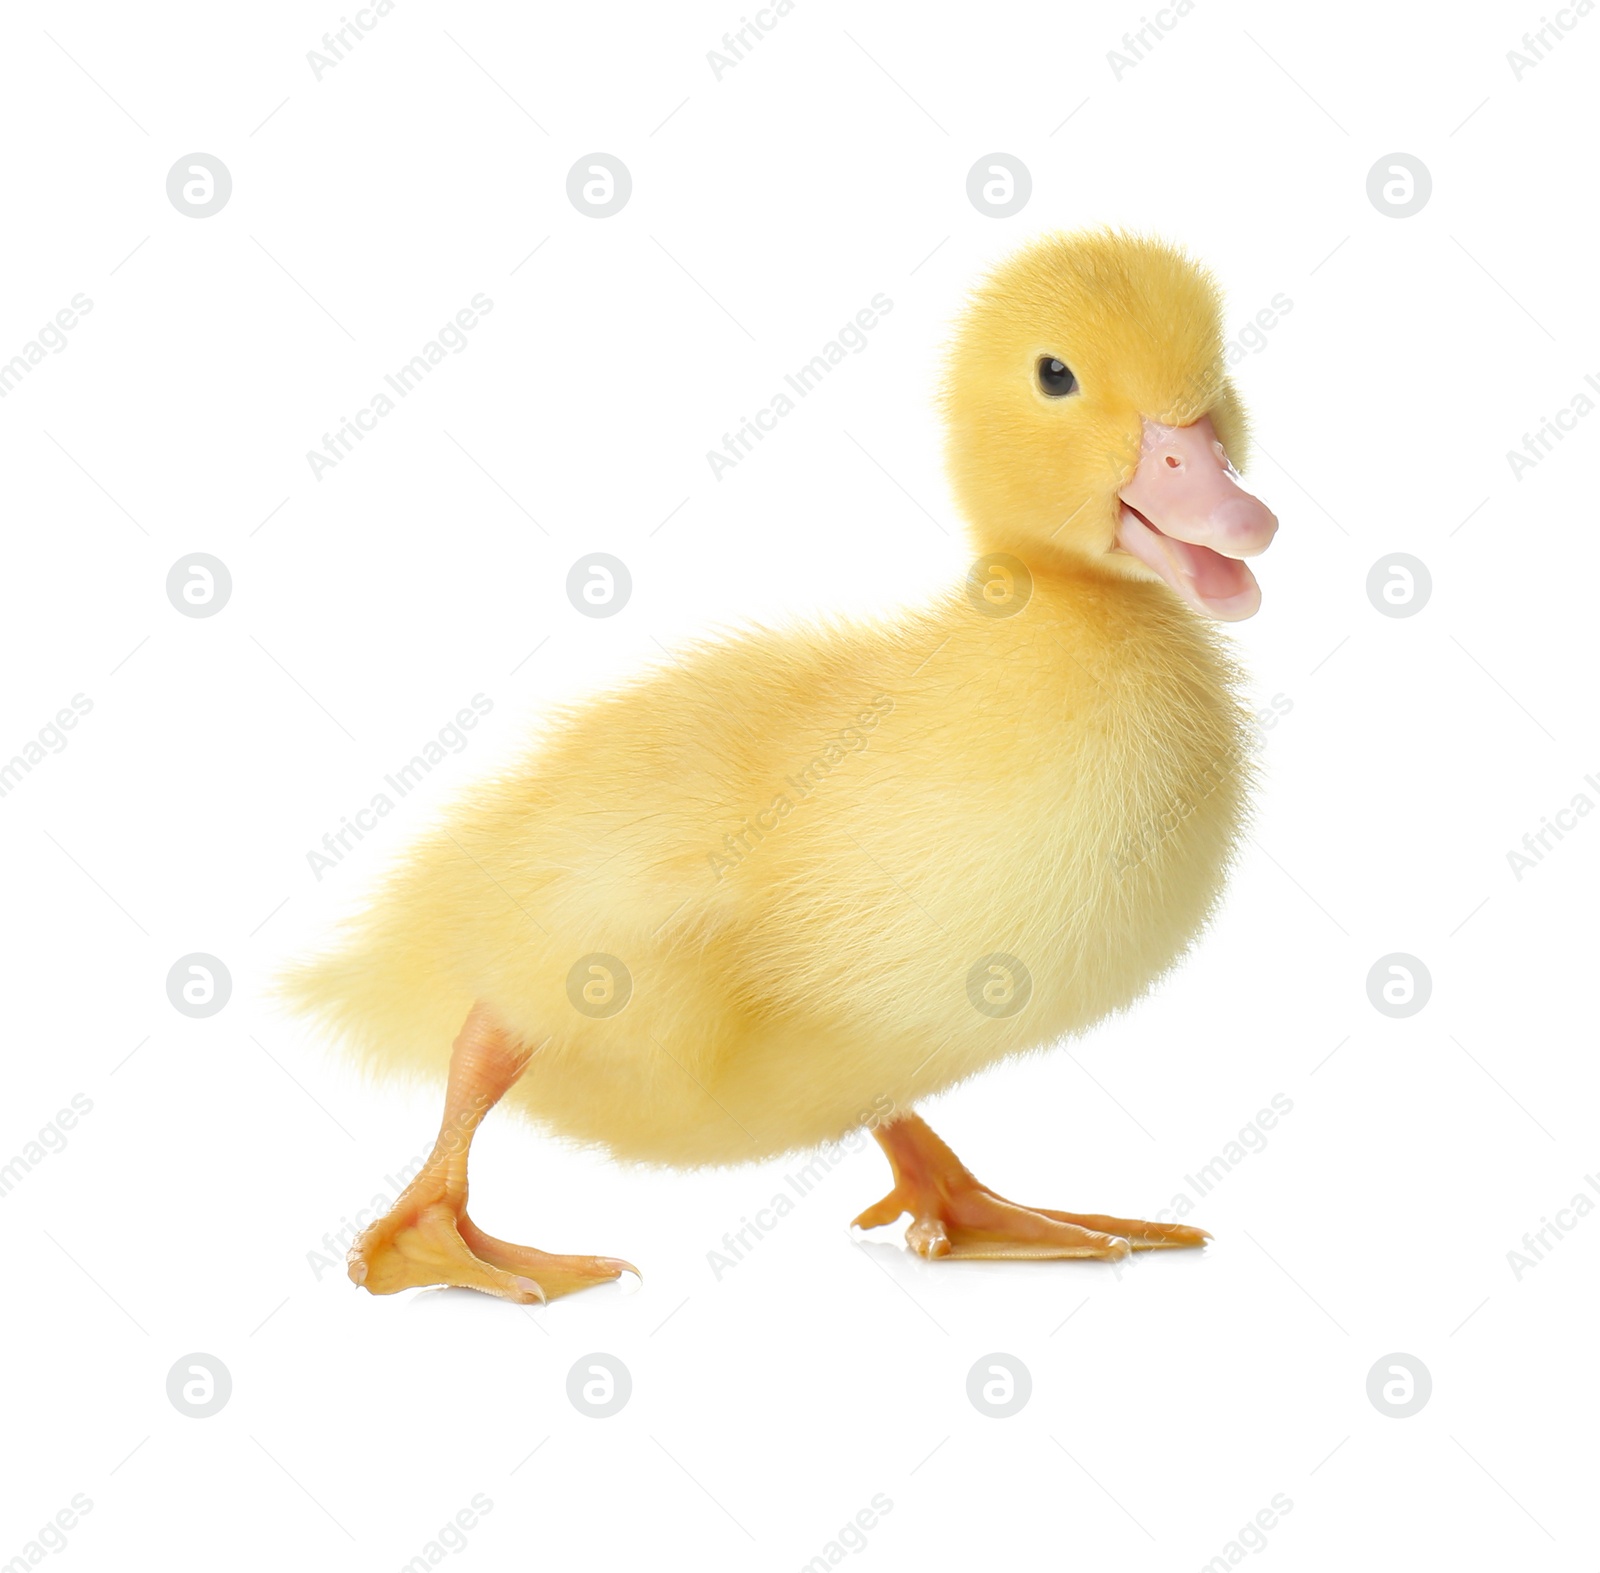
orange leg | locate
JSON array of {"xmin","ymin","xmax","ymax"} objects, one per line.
[
  {"xmin": 347, "ymin": 1003, "xmax": 635, "ymax": 1303},
  {"xmin": 853, "ymin": 1112, "xmax": 1208, "ymax": 1261}
]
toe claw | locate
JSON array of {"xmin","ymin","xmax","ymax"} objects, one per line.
[{"xmin": 514, "ymin": 1276, "xmax": 548, "ymax": 1305}]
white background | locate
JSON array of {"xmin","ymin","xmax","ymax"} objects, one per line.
[{"xmin": 2, "ymin": 1, "xmax": 1595, "ymax": 1568}]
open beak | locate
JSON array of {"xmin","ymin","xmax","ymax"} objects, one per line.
[{"xmin": 1115, "ymin": 416, "xmax": 1278, "ymax": 621}]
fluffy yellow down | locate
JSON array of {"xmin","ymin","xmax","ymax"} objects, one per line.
[{"xmin": 283, "ymin": 229, "xmax": 1255, "ymax": 1168}]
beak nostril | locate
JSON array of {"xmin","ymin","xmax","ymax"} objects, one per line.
[{"xmin": 1163, "ymin": 455, "xmax": 1181, "ymax": 469}]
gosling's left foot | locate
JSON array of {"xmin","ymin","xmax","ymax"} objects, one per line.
[{"xmin": 853, "ymin": 1112, "xmax": 1209, "ymax": 1261}]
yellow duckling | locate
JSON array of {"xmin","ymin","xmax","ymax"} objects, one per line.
[{"xmin": 286, "ymin": 228, "xmax": 1278, "ymax": 1302}]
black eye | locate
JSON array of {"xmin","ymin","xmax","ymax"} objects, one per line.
[{"xmin": 1037, "ymin": 357, "xmax": 1078, "ymax": 397}]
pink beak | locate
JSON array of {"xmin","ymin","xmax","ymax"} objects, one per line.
[{"xmin": 1115, "ymin": 416, "xmax": 1278, "ymax": 621}]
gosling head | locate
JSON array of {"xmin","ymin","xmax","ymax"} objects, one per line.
[{"xmin": 943, "ymin": 229, "xmax": 1278, "ymax": 620}]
